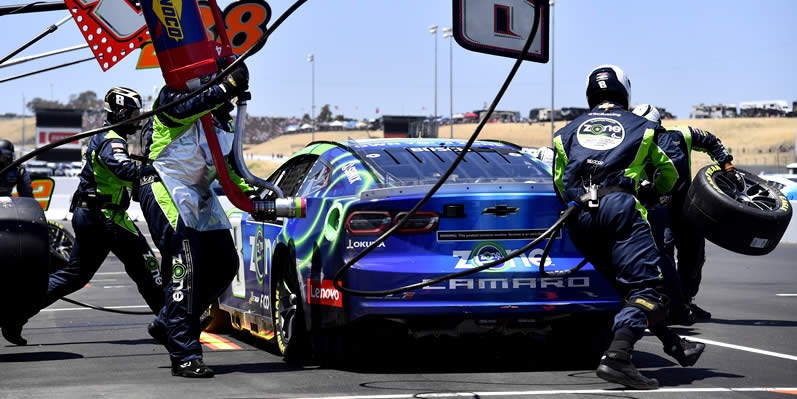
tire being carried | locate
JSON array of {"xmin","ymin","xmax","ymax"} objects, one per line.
[{"xmin": 684, "ymin": 165, "xmax": 792, "ymax": 255}]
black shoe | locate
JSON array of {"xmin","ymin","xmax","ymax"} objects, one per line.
[
  {"xmin": 596, "ymin": 350, "xmax": 659, "ymax": 390},
  {"xmin": 148, "ymin": 322, "xmax": 167, "ymax": 346},
  {"xmin": 664, "ymin": 338, "xmax": 705, "ymax": 367},
  {"xmin": 2, "ymin": 324, "xmax": 27, "ymax": 346},
  {"xmin": 667, "ymin": 305, "xmax": 696, "ymax": 326},
  {"xmin": 689, "ymin": 303, "xmax": 712, "ymax": 320},
  {"xmin": 172, "ymin": 359, "xmax": 215, "ymax": 378}
]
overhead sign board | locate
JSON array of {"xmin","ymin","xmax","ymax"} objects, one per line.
[{"xmin": 452, "ymin": 0, "xmax": 549, "ymax": 63}]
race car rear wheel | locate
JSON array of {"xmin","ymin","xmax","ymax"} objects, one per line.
[
  {"xmin": 272, "ymin": 259, "xmax": 309, "ymax": 364},
  {"xmin": 47, "ymin": 220, "xmax": 74, "ymax": 272},
  {"xmin": 684, "ymin": 165, "xmax": 792, "ymax": 255}
]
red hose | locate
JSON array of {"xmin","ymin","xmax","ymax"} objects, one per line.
[{"xmin": 200, "ymin": 114, "xmax": 254, "ymax": 213}]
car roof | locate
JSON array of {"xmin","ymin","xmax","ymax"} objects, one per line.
[{"xmin": 338, "ymin": 138, "xmax": 521, "ymax": 151}]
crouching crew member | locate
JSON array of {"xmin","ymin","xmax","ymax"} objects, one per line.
[
  {"xmin": 552, "ymin": 65, "xmax": 705, "ymax": 389},
  {"xmin": 1, "ymin": 88, "xmax": 164, "ymax": 346},
  {"xmin": 0, "ymin": 139, "xmax": 33, "ymax": 198},
  {"xmin": 139, "ymin": 60, "xmax": 252, "ymax": 378}
]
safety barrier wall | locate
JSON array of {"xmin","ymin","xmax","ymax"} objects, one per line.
[{"xmin": 41, "ymin": 178, "xmax": 797, "ymax": 245}]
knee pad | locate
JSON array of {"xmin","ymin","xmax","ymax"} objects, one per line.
[{"xmin": 624, "ymin": 295, "xmax": 669, "ymax": 328}]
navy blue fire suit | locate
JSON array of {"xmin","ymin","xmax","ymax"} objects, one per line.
[
  {"xmin": 651, "ymin": 126, "xmax": 732, "ymax": 301},
  {"xmin": 140, "ymin": 85, "xmax": 245, "ymax": 365},
  {"xmin": 553, "ymin": 102, "xmax": 689, "ymax": 340},
  {"xmin": 28, "ymin": 128, "xmax": 164, "ymax": 320},
  {"xmin": 0, "ymin": 165, "xmax": 34, "ymax": 197}
]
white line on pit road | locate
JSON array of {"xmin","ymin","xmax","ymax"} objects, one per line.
[
  {"xmin": 94, "ymin": 272, "xmax": 125, "ymax": 275},
  {"xmin": 102, "ymin": 285, "xmax": 131, "ymax": 289},
  {"xmin": 41, "ymin": 305, "xmax": 150, "ymax": 312},
  {"xmin": 291, "ymin": 387, "xmax": 797, "ymax": 399},
  {"xmin": 685, "ymin": 336, "xmax": 797, "ymax": 362},
  {"xmin": 776, "ymin": 294, "xmax": 797, "ymax": 297}
]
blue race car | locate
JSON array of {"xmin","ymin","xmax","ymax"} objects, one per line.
[{"xmin": 216, "ymin": 138, "xmax": 620, "ymax": 362}]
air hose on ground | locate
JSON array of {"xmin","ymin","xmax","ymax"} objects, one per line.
[
  {"xmin": 332, "ymin": 1, "xmax": 583, "ymax": 297},
  {"xmin": 59, "ymin": 297, "xmax": 153, "ymax": 315}
]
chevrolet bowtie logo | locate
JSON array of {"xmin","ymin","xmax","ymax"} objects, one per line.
[{"xmin": 482, "ymin": 205, "xmax": 519, "ymax": 217}]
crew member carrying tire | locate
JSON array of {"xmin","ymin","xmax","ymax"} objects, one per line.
[
  {"xmin": 632, "ymin": 103, "xmax": 739, "ymax": 320},
  {"xmin": 552, "ymin": 65, "xmax": 705, "ymax": 390},
  {"xmin": 138, "ymin": 59, "xmax": 252, "ymax": 378},
  {"xmin": 1, "ymin": 88, "xmax": 165, "ymax": 346},
  {"xmin": 0, "ymin": 139, "xmax": 33, "ymax": 198}
]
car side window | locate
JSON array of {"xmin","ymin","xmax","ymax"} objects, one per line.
[
  {"xmin": 297, "ymin": 158, "xmax": 332, "ymax": 197},
  {"xmin": 265, "ymin": 155, "xmax": 318, "ymax": 198}
]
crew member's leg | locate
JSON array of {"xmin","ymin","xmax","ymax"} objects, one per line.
[
  {"xmin": 108, "ymin": 219, "xmax": 164, "ymax": 314},
  {"xmin": 44, "ymin": 208, "xmax": 110, "ymax": 308}
]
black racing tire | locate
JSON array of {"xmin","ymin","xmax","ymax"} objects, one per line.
[
  {"xmin": 0, "ymin": 198, "xmax": 50, "ymax": 325},
  {"xmin": 47, "ymin": 220, "xmax": 74, "ymax": 273},
  {"xmin": 684, "ymin": 165, "xmax": 792, "ymax": 256},
  {"xmin": 272, "ymin": 258, "xmax": 309, "ymax": 364}
]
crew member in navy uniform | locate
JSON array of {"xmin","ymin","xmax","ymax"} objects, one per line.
[
  {"xmin": 633, "ymin": 104, "xmax": 739, "ymax": 321},
  {"xmin": 552, "ymin": 65, "xmax": 705, "ymax": 389},
  {"xmin": 0, "ymin": 139, "xmax": 33, "ymax": 198},
  {"xmin": 2, "ymin": 88, "xmax": 164, "ymax": 346}
]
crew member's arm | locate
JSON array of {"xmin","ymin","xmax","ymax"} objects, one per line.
[
  {"xmin": 97, "ymin": 139, "xmax": 154, "ymax": 185},
  {"xmin": 649, "ymin": 127, "xmax": 688, "ymax": 193},
  {"xmin": 688, "ymin": 127, "xmax": 733, "ymax": 167},
  {"xmin": 15, "ymin": 167, "xmax": 34, "ymax": 198},
  {"xmin": 551, "ymin": 130, "xmax": 568, "ymax": 202}
]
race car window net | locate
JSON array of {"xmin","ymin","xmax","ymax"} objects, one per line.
[
  {"xmin": 296, "ymin": 158, "xmax": 332, "ymax": 197},
  {"xmin": 355, "ymin": 146, "xmax": 551, "ymax": 187}
]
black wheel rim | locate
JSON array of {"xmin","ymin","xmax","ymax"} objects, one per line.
[
  {"xmin": 715, "ymin": 172, "xmax": 778, "ymax": 211},
  {"xmin": 276, "ymin": 278, "xmax": 297, "ymax": 347},
  {"xmin": 48, "ymin": 224, "xmax": 73, "ymax": 258}
]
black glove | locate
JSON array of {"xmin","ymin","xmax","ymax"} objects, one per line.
[
  {"xmin": 723, "ymin": 164, "xmax": 744, "ymax": 191},
  {"xmin": 637, "ymin": 180, "xmax": 659, "ymax": 207},
  {"xmin": 219, "ymin": 63, "xmax": 249, "ymax": 97}
]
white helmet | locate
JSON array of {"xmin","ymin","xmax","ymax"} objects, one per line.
[
  {"xmin": 585, "ymin": 65, "xmax": 632, "ymax": 109},
  {"xmin": 632, "ymin": 104, "xmax": 661, "ymax": 124}
]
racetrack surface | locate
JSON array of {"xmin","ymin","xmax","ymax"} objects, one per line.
[{"xmin": 1, "ymin": 222, "xmax": 796, "ymax": 399}]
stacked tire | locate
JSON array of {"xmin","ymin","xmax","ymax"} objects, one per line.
[
  {"xmin": 684, "ymin": 165, "xmax": 792, "ymax": 255},
  {"xmin": 0, "ymin": 197, "xmax": 50, "ymax": 328}
]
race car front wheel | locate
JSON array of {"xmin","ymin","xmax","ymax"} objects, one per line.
[
  {"xmin": 684, "ymin": 165, "xmax": 792, "ymax": 255},
  {"xmin": 272, "ymin": 259, "xmax": 309, "ymax": 364}
]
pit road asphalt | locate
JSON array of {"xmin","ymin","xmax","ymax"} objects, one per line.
[{"xmin": 1, "ymin": 222, "xmax": 796, "ymax": 399}]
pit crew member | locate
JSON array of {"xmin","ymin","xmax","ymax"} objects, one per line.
[
  {"xmin": 138, "ymin": 60, "xmax": 251, "ymax": 378},
  {"xmin": 2, "ymin": 88, "xmax": 164, "ymax": 346},
  {"xmin": 632, "ymin": 103, "xmax": 737, "ymax": 320},
  {"xmin": 0, "ymin": 139, "xmax": 33, "ymax": 198},
  {"xmin": 552, "ymin": 65, "xmax": 705, "ymax": 390}
]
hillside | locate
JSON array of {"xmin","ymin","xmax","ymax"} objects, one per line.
[{"xmin": 0, "ymin": 117, "xmax": 36, "ymax": 146}]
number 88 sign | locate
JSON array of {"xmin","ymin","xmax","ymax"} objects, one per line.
[{"xmin": 137, "ymin": 0, "xmax": 271, "ymax": 69}]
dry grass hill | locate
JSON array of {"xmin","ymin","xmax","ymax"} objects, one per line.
[{"xmin": 3, "ymin": 117, "xmax": 795, "ymax": 178}]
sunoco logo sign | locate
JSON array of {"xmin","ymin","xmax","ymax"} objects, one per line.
[
  {"xmin": 153, "ymin": 0, "xmax": 184, "ymax": 41},
  {"xmin": 307, "ymin": 279, "xmax": 342, "ymax": 307}
]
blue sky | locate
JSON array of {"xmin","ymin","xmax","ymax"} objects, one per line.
[{"xmin": 1, "ymin": 0, "xmax": 795, "ymax": 120}]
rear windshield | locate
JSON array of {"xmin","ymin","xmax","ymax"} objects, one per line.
[{"xmin": 356, "ymin": 145, "xmax": 551, "ymax": 187}]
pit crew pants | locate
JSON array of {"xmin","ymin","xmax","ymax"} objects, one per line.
[
  {"xmin": 43, "ymin": 207, "xmax": 163, "ymax": 313},
  {"xmin": 646, "ymin": 205, "xmax": 687, "ymax": 312},
  {"xmin": 649, "ymin": 194, "xmax": 707, "ymax": 301},
  {"xmin": 565, "ymin": 192, "xmax": 669, "ymax": 340},
  {"xmin": 138, "ymin": 184, "xmax": 238, "ymax": 364}
]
